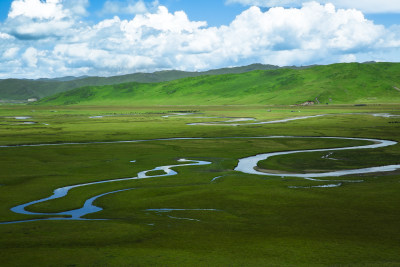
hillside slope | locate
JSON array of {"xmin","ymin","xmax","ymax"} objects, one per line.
[
  {"xmin": 38, "ymin": 63, "xmax": 400, "ymax": 106},
  {"xmin": 0, "ymin": 64, "xmax": 281, "ymax": 100}
]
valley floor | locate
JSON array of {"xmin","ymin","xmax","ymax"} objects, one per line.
[{"xmin": 0, "ymin": 104, "xmax": 399, "ymax": 266}]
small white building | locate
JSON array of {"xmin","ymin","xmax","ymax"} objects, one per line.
[
  {"xmin": 300, "ymin": 101, "xmax": 315, "ymax": 106},
  {"xmin": 27, "ymin": 98, "xmax": 38, "ymax": 102}
]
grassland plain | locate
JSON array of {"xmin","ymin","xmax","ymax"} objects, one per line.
[
  {"xmin": 0, "ymin": 104, "xmax": 400, "ymax": 266},
  {"xmin": 37, "ymin": 63, "xmax": 400, "ymax": 106}
]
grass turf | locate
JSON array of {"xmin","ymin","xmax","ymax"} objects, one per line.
[
  {"xmin": 37, "ymin": 63, "xmax": 400, "ymax": 106},
  {"xmin": 0, "ymin": 104, "xmax": 399, "ymax": 266}
]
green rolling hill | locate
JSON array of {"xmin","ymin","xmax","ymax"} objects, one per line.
[
  {"xmin": 0, "ymin": 64, "xmax": 281, "ymax": 100},
  {"xmin": 37, "ymin": 62, "xmax": 400, "ymax": 106}
]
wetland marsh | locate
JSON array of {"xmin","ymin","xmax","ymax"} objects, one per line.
[{"xmin": 0, "ymin": 104, "xmax": 399, "ymax": 266}]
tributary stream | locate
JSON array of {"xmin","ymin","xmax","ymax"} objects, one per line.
[{"xmin": 1, "ymin": 136, "xmax": 399, "ymax": 224}]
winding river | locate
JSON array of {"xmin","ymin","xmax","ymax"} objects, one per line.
[
  {"xmin": 181, "ymin": 113, "xmax": 400, "ymax": 126},
  {"xmin": 235, "ymin": 137, "xmax": 399, "ymax": 178},
  {"xmin": 1, "ymin": 159, "xmax": 211, "ymax": 224},
  {"xmin": 1, "ymin": 111, "xmax": 398, "ymax": 224},
  {"xmin": 1, "ymin": 135, "xmax": 399, "ymax": 225}
]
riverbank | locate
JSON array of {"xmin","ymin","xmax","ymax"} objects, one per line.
[{"xmin": 0, "ymin": 104, "xmax": 399, "ymax": 266}]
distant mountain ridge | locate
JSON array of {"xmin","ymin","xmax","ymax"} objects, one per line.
[
  {"xmin": 0, "ymin": 64, "xmax": 292, "ymax": 100},
  {"xmin": 37, "ymin": 62, "xmax": 400, "ymax": 106}
]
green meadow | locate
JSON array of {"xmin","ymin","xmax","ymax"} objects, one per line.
[
  {"xmin": 0, "ymin": 103, "xmax": 399, "ymax": 266},
  {"xmin": 37, "ymin": 63, "xmax": 400, "ymax": 106}
]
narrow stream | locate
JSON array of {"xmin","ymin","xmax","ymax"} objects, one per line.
[
  {"xmin": 1, "ymin": 136, "xmax": 399, "ymax": 224},
  {"xmin": 188, "ymin": 115, "xmax": 325, "ymax": 126},
  {"xmin": 185, "ymin": 113, "xmax": 400, "ymax": 126},
  {"xmin": 1, "ymin": 159, "xmax": 211, "ymax": 224}
]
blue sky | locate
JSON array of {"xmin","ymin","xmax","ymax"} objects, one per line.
[
  {"xmin": 0, "ymin": 0, "xmax": 398, "ymax": 27},
  {"xmin": 0, "ymin": 0, "xmax": 400, "ymax": 78},
  {"xmin": 0, "ymin": 0, "xmax": 248, "ymax": 27}
]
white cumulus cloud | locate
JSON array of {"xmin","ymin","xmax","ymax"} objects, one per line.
[
  {"xmin": 22, "ymin": 47, "xmax": 39, "ymax": 67},
  {"xmin": 3, "ymin": 47, "xmax": 20, "ymax": 59},
  {"xmin": 4, "ymin": 0, "xmax": 88, "ymax": 40},
  {"xmin": 8, "ymin": 0, "xmax": 67, "ymax": 19},
  {"xmin": 0, "ymin": 1, "xmax": 399, "ymax": 78}
]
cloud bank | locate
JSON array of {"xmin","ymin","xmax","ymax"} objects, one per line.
[
  {"xmin": 226, "ymin": 0, "xmax": 400, "ymax": 13},
  {"xmin": 0, "ymin": 0, "xmax": 400, "ymax": 78}
]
